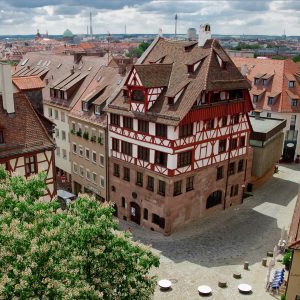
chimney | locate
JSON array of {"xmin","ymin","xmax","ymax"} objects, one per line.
[
  {"xmin": 253, "ymin": 110, "xmax": 261, "ymax": 120},
  {"xmin": 198, "ymin": 24, "xmax": 211, "ymax": 47},
  {"xmin": 0, "ymin": 63, "xmax": 15, "ymax": 114}
]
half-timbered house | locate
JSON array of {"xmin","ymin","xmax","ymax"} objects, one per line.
[{"xmin": 106, "ymin": 25, "xmax": 254, "ymax": 234}]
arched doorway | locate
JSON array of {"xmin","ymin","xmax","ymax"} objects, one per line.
[
  {"xmin": 206, "ymin": 190, "xmax": 222, "ymax": 209},
  {"xmin": 130, "ymin": 202, "xmax": 141, "ymax": 225}
]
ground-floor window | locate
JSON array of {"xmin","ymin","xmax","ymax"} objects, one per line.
[{"xmin": 206, "ymin": 190, "xmax": 222, "ymax": 209}]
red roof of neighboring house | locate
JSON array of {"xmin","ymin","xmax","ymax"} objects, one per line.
[
  {"xmin": 12, "ymin": 76, "xmax": 45, "ymax": 91},
  {"xmin": 289, "ymin": 239, "xmax": 300, "ymax": 250},
  {"xmin": 233, "ymin": 57, "xmax": 300, "ymax": 113},
  {"xmin": 0, "ymin": 93, "xmax": 54, "ymax": 158}
]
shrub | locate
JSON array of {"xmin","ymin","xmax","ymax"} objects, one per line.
[{"xmin": 283, "ymin": 250, "xmax": 292, "ymax": 269}]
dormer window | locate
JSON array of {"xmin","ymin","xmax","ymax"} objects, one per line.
[
  {"xmin": 263, "ymin": 79, "xmax": 268, "ymax": 86},
  {"xmin": 268, "ymin": 97, "xmax": 274, "ymax": 105},
  {"xmin": 0, "ymin": 130, "xmax": 4, "ymax": 144},
  {"xmin": 168, "ymin": 97, "xmax": 174, "ymax": 106},
  {"xmin": 289, "ymin": 81, "xmax": 295, "ymax": 88},
  {"xmin": 253, "ymin": 95, "xmax": 259, "ymax": 103},
  {"xmin": 187, "ymin": 65, "xmax": 194, "ymax": 73},
  {"xmin": 131, "ymin": 90, "xmax": 144, "ymax": 102},
  {"xmin": 292, "ymin": 99, "xmax": 298, "ymax": 107},
  {"xmin": 254, "ymin": 78, "xmax": 259, "ymax": 85},
  {"xmin": 95, "ymin": 105, "xmax": 101, "ymax": 115},
  {"xmin": 82, "ymin": 102, "xmax": 89, "ymax": 112}
]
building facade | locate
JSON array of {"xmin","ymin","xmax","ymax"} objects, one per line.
[
  {"xmin": 0, "ymin": 63, "xmax": 56, "ymax": 200},
  {"xmin": 106, "ymin": 31, "xmax": 253, "ymax": 234},
  {"xmin": 233, "ymin": 57, "xmax": 300, "ymax": 161}
]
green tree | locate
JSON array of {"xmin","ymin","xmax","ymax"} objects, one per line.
[
  {"xmin": 0, "ymin": 167, "xmax": 159, "ymax": 299},
  {"xmin": 292, "ymin": 54, "xmax": 300, "ymax": 62},
  {"xmin": 126, "ymin": 42, "xmax": 151, "ymax": 58}
]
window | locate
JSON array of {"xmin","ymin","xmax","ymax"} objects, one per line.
[
  {"xmin": 136, "ymin": 172, "xmax": 143, "ymax": 187},
  {"xmin": 61, "ymin": 111, "xmax": 65, "ymax": 122},
  {"xmin": 62, "ymin": 130, "xmax": 66, "ymax": 141},
  {"xmin": 55, "ymin": 128, "xmax": 59, "ymax": 138},
  {"xmin": 267, "ymin": 112, "xmax": 272, "ymax": 118},
  {"xmin": 144, "ymin": 208, "xmax": 148, "ymax": 220},
  {"xmin": 73, "ymin": 163, "xmax": 78, "ymax": 173},
  {"xmin": 82, "ymin": 102, "xmax": 89, "ymax": 111},
  {"xmin": 230, "ymin": 138, "xmax": 238, "ymax": 150},
  {"xmin": 62, "ymin": 149, "xmax": 67, "ymax": 159},
  {"xmin": 54, "ymin": 110, "xmax": 59, "ymax": 120},
  {"xmin": 137, "ymin": 146, "xmax": 149, "ymax": 161},
  {"xmin": 72, "ymin": 143, "xmax": 77, "ymax": 154},
  {"xmin": 100, "ymin": 155, "xmax": 104, "ymax": 167},
  {"xmin": 268, "ymin": 97, "xmax": 274, "ymax": 105},
  {"xmin": 158, "ymin": 180, "xmax": 166, "ymax": 196},
  {"xmin": 85, "ymin": 148, "xmax": 90, "ymax": 160},
  {"xmin": 123, "ymin": 167, "xmax": 130, "ymax": 181},
  {"xmin": 121, "ymin": 197, "xmax": 126, "ymax": 208},
  {"xmin": 155, "ymin": 151, "xmax": 168, "ymax": 167},
  {"xmin": 186, "ymin": 176, "xmax": 194, "ymax": 192},
  {"xmin": 111, "ymin": 113, "xmax": 120, "ymax": 126},
  {"xmin": 229, "ymin": 89, "xmax": 243, "ymax": 99},
  {"xmin": 290, "ymin": 115, "xmax": 297, "ymax": 130},
  {"xmin": 95, "ymin": 105, "xmax": 101, "ymax": 115},
  {"xmin": 179, "ymin": 123, "xmax": 193, "ymax": 138},
  {"xmin": 79, "ymin": 166, "xmax": 84, "ymax": 177},
  {"xmin": 173, "ymin": 180, "xmax": 182, "ymax": 196},
  {"xmin": 112, "ymin": 138, "xmax": 119, "ymax": 152},
  {"xmin": 152, "ymin": 214, "xmax": 160, "ymax": 225},
  {"xmin": 0, "ymin": 131, "xmax": 3, "ymax": 144},
  {"xmin": 222, "ymin": 116, "xmax": 227, "ymax": 127},
  {"xmin": 206, "ymin": 190, "xmax": 222, "ymax": 208},
  {"xmin": 138, "ymin": 120, "xmax": 149, "ymax": 134},
  {"xmin": 219, "ymin": 139, "xmax": 226, "ymax": 153},
  {"xmin": 147, "ymin": 176, "xmax": 154, "ymax": 191},
  {"xmin": 100, "ymin": 176, "xmax": 105, "ymax": 188},
  {"xmin": 48, "ymin": 108, "xmax": 52, "ymax": 118},
  {"xmin": 132, "ymin": 90, "xmax": 144, "ymax": 102},
  {"xmin": 92, "ymin": 151, "xmax": 97, "ymax": 163},
  {"xmin": 240, "ymin": 136, "xmax": 246, "ymax": 147},
  {"xmin": 238, "ymin": 159, "xmax": 244, "ymax": 172},
  {"xmin": 92, "ymin": 172, "xmax": 97, "ymax": 183},
  {"xmin": 230, "ymin": 184, "xmax": 239, "ymax": 197},
  {"xmin": 211, "ymin": 92, "xmax": 221, "ymax": 103},
  {"xmin": 206, "ymin": 119, "xmax": 214, "ymax": 130},
  {"xmin": 228, "ymin": 162, "xmax": 235, "ymax": 175},
  {"xmin": 113, "ymin": 163, "xmax": 120, "ymax": 177},
  {"xmin": 216, "ymin": 166, "xmax": 223, "ymax": 180},
  {"xmin": 254, "ymin": 78, "xmax": 259, "ymax": 85},
  {"xmin": 86, "ymin": 170, "xmax": 91, "ymax": 181},
  {"xmin": 178, "ymin": 150, "xmax": 192, "ymax": 168},
  {"xmin": 289, "ymin": 81, "xmax": 295, "ymax": 88},
  {"xmin": 232, "ymin": 115, "xmax": 239, "ymax": 124},
  {"xmin": 253, "ymin": 95, "xmax": 259, "ymax": 103},
  {"xmin": 123, "ymin": 116, "xmax": 133, "ymax": 130},
  {"xmin": 25, "ymin": 156, "xmax": 36, "ymax": 176},
  {"xmin": 121, "ymin": 141, "xmax": 132, "ymax": 156},
  {"xmin": 156, "ymin": 123, "xmax": 167, "ymax": 138},
  {"xmin": 79, "ymin": 146, "xmax": 83, "ymax": 157},
  {"xmin": 56, "ymin": 147, "xmax": 60, "ymax": 156},
  {"xmin": 292, "ymin": 99, "xmax": 298, "ymax": 107},
  {"xmin": 263, "ymin": 79, "xmax": 268, "ymax": 86},
  {"xmin": 187, "ymin": 65, "xmax": 194, "ymax": 73}
]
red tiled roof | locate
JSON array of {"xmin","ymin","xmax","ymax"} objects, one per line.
[
  {"xmin": 12, "ymin": 76, "xmax": 45, "ymax": 91},
  {"xmin": 289, "ymin": 240, "xmax": 300, "ymax": 250},
  {"xmin": 0, "ymin": 93, "xmax": 54, "ymax": 158},
  {"xmin": 233, "ymin": 57, "xmax": 300, "ymax": 113}
]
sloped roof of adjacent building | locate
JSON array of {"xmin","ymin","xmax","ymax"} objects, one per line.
[
  {"xmin": 106, "ymin": 37, "xmax": 251, "ymax": 126},
  {"xmin": 289, "ymin": 239, "xmax": 300, "ymax": 250},
  {"xmin": 233, "ymin": 57, "xmax": 300, "ymax": 113},
  {"xmin": 0, "ymin": 93, "xmax": 55, "ymax": 158},
  {"xmin": 12, "ymin": 75, "xmax": 45, "ymax": 91}
]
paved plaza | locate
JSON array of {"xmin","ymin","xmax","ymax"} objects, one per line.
[{"xmin": 119, "ymin": 164, "xmax": 300, "ymax": 299}]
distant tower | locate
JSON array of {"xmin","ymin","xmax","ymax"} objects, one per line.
[
  {"xmin": 175, "ymin": 14, "xmax": 178, "ymax": 38},
  {"xmin": 125, "ymin": 24, "xmax": 127, "ymax": 35},
  {"xmin": 45, "ymin": 30, "xmax": 48, "ymax": 39},
  {"xmin": 90, "ymin": 12, "xmax": 93, "ymax": 39},
  {"xmin": 158, "ymin": 27, "xmax": 163, "ymax": 37},
  {"xmin": 198, "ymin": 24, "xmax": 211, "ymax": 47},
  {"xmin": 187, "ymin": 28, "xmax": 197, "ymax": 41},
  {"xmin": 87, "ymin": 25, "xmax": 89, "ymax": 36}
]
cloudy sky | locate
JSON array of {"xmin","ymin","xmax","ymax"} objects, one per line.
[{"xmin": 0, "ymin": 0, "xmax": 299, "ymax": 36}]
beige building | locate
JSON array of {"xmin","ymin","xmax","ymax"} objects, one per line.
[{"xmin": 69, "ymin": 66, "xmax": 125, "ymax": 200}]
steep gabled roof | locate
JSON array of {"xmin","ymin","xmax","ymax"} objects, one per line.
[{"xmin": 12, "ymin": 76, "xmax": 45, "ymax": 91}]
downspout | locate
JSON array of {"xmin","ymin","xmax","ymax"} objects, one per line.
[{"xmin": 105, "ymin": 113, "xmax": 109, "ymax": 202}]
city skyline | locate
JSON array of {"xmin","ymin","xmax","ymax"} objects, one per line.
[{"xmin": 0, "ymin": 0, "xmax": 299, "ymax": 36}]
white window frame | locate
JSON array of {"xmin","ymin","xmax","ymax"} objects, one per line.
[
  {"xmin": 79, "ymin": 166, "xmax": 84, "ymax": 177},
  {"xmin": 92, "ymin": 172, "xmax": 97, "ymax": 183},
  {"xmin": 62, "ymin": 130, "xmax": 66, "ymax": 141},
  {"xmin": 92, "ymin": 151, "xmax": 97, "ymax": 163},
  {"xmin": 61, "ymin": 111, "xmax": 65, "ymax": 122},
  {"xmin": 54, "ymin": 110, "xmax": 59, "ymax": 120},
  {"xmin": 62, "ymin": 149, "xmax": 67, "ymax": 160},
  {"xmin": 85, "ymin": 148, "xmax": 90, "ymax": 160},
  {"xmin": 100, "ymin": 154, "xmax": 105, "ymax": 167},
  {"xmin": 86, "ymin": 169, "xmax": 91, "ymax": 181},
  {"xmin": 73, "ymin": 162, "xmax": 78, "ymax": 173},
  {"xmin": 95, "ymin": 105, "xmax": 101, "ymax": 115},
  {"xmin": 79, "ymin": 146, "xmax": 83, "ymax": 157},
  {"xmin": 100, "ymin": 176, "xmax": 105, "ymax": 188},
  {"xmin": 72, "ymin": 143, "xmax": 77, "ymax": 154}
]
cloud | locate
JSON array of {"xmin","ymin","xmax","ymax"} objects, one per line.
[{"xmin": 0, "ymin": 0, "xmax": 299, "ymax": 35}]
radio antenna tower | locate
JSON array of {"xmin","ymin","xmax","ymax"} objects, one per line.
[
  {"xmin": 90, "ymin": 12, "xmax": 93, "ymax": 39},
  {"xmin": 175, "ymin": 14, "xmax": 178, "ymax": 38}
]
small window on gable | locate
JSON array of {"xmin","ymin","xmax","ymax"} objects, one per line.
[
  {"xmin": 263, "ymin": 79, "xmax": 268, "ymax": 86},
  {"xmin": 268, "ymin": 97, "xmax": 274, "ymax": 106},
  {"xmin": 289, "ymin": 81, "xmax": 295, "ymax": 88},
  {"xmin": 292, "ymin": 99, "xmax": 298, "ymax": 107},
  {"xmin": 82, "ymin": 102, "xmax": 89, "ymax": 111},
  {"xmin": 187, "ymin": 65, "xmax": 194, "ymax": 73},
  {"xmin": 168, "ymin": 97, "xmax": 174, "ymax": 106},
  {"xmin": 132, "ymin": 90, "xmax": 144, "ymax": 102},
  {"xmin": 95, "ymin": 105, "xmax": 101, "ymax": 115}
]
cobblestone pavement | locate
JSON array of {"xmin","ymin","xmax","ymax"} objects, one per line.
[{"xmin": 119, "ymin": 164, "xmax": 300, "ymax": 300}]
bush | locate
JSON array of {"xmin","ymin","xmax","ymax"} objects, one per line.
[
  {"xmin": 283, "ymin": 250, "xmax": 292, "ymax": 269},
  {"xmin": 281, "ymin": 295, "xmax": 286, "ymax": 300}
]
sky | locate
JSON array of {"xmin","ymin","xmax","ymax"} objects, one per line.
[{"xmin": 0, "ymin": 0, "xmax": 299, "ymax": 36}]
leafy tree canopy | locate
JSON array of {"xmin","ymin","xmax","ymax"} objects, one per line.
[
  {"xmin": 293, "ymin": 54, "xmax": 300, "ymax": 62},
  {"xmin": 0, "ymin": 167, "xmax": 159, "ymax": 299},
  {"xmin": 126, "ymin": 42, "xmax": 151, "ymax": 58}
]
